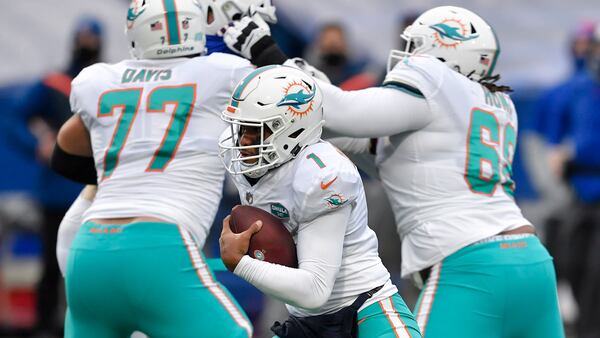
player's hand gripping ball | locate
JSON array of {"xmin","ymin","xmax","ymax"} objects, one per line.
[{"xmin": 220, "ymin": 205, "xmax": 298, "ymax": 272}]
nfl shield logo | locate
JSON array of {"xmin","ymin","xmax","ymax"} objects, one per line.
[{"xmin": 245, "ymin": 192, "xmax": 253, "ymax": 204}]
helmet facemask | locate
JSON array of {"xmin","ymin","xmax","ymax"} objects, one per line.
[
  {"xmin": 387, "ymin": 31, "xmax": 425, "ymax": 72},
  {"xmin": 220, "ymin": 116, "xmax": 283, "ymax": 178}
]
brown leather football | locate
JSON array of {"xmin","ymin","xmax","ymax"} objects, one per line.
[{"xmin": 230, "ymin": 205, "xmax": 298, "ymax": 268}]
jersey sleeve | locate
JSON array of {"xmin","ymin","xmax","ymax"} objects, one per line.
[
  {"xmin": 319, "ymin": 78, "xmax": 432, "ymax": 138},
  {"xmin": 69, "ymin": 65, "xmax": 98, "ymax": 130},
  {"xmin": 383, "ymin": 55, "xmax": 447, "ymax": 99},
  {"xmin": 291, "ymin": 143, "xmax": 362, "ymax": 224}
]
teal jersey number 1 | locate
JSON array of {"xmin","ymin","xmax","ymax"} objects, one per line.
[
  {"xmin": 98, "ymin": 84, "xmax": 196, "ymax": 179},
  {"xmin": 464, "ymin": 108, "xmax": 517, "ymax": 197}
]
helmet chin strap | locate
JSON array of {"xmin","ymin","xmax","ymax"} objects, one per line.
[{"xmin": 241, "ymin": 160, "xmax": 270, "ymax": 179}]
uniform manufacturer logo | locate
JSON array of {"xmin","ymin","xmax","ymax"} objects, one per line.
[
  {"xmin": 277, "ymin": 80, "xmax": 316, "ymax": 118},
  {"xmin": 430, "ymin": 19, "xmax": 479, "ymax": 48},
  {"xmin": 320, "ymin": 177, "xmax": 337, "ymax": 190},
  {"xmin": 270, "ymin": 203, "xmax": 289, "ymax": 219},
  {"xmin": 325, "ymin": 193, "xmax": 347, "ymax": 209}
]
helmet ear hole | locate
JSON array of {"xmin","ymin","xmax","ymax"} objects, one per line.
[{"xmin": 283, "ymin": 144, "xmax": 288, "ymax": 150}]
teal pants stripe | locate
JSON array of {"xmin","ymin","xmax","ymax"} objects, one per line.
[
  {"xmin": 414, "ymin": 236, "xmax": 565, "ymax": 338},
  {"xmin": 358, "ymin": 293, "xmax": 422, "ymax": 338},
  {"xmin": 65, "ymin": 221, "xmax": 252, "ymax": 338}
]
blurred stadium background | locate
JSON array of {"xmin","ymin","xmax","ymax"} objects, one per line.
[{"xmin": 0, "ymin": 0, "xmax": 598, "ymax": 337}]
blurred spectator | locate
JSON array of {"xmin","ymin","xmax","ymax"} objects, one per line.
[
  {"xmin": 304, "ymin": 23, "xmax": 376, "ymax": 89},
  {"xmin": 522, "ymin": 21, "xmax": 597, "ymax": 328},
  {"xmin": 535, "ymin": 21, "xmax": 596, "ymax": 139},
  {"xmin": 0, "ymin": 17, "xmax": 103, "ymax": 337},
  {"xmin": 545, "ymin": 24, "xmax": 600, "ymax": 338}
]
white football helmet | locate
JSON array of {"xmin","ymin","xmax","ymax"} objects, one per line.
[
  {"xmin": 195, "ymin": 0, "xmax": 277, "ymax": 35},
  {"xmin": 219, "ymin": 65, "xmax": 324, "ymax": 178},
  {"xmin": 388, "ymin": 6, "xmax": 499, "ymax": 81},
  {"xmin": 126, "ymin": 0, "xmax": 207, "ymax": 59}
]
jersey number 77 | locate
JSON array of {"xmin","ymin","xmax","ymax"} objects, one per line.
[
  {"xmin": 97, "ymin": 84, "xmax": 196, "ymax": 180},
  {"xmin": 464, "ymin": 108, "xmax": 516, "ymax": 197}
]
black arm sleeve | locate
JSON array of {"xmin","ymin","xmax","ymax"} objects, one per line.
[
  {"xmin": 250, "ymin": 36, "xmax": 288, "ymax": 67},
  {"xmin": 50, "ymin": 143, "xmax": 97, "ymax": 184}
]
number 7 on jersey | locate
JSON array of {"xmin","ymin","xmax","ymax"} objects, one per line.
[{"xmin": 98, "ymin": 84, "xmax": 196, "ymax": 179}]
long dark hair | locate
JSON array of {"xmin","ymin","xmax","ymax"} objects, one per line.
[{"xmin": 479, "ymin": 74, "xmax": 512, "ymax": 93}]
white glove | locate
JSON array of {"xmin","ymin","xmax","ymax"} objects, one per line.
[
  {"xmin": 247, "ymin": 2, "xmax": 277, "ymax": 24},
  {"xmin": 222, "ymin": 14, "xmax": 271, "ymax": 60},
  {"xmin": 283, "ymin": 58, "xmax": 332, "ymax": 84}
]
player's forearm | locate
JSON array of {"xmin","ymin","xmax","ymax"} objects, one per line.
[
  {"xmin": 319, "ymin": 81, "xmax": 432, "ymax": 137},
  {"xmin": 50, "ymin": 143, "xmax": 97, "ymax": 184},
  {"xmin": 234, "ymin": 208, "xmax": 349, "ymax": 310},
  {"xmin": 234, "ymin": 256, "xmax": 334, "ymax": 310}
]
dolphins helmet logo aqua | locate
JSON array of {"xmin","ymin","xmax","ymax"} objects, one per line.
[
  {"xmin": 277, "ymin": 80, "xmax": 317, "ymax": 117},
  {"xmin": 430, "ymin": 19, "xmax": 479, "ymax": 48}
]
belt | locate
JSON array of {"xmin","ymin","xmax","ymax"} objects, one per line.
[{"xmin": 364, "ymin": 284, "xmax": 384, "ymax": 298}]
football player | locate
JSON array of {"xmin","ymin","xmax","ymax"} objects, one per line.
[
  {"xmin": 54, "ymin": 0, "xmax": 278, "ymax": 279},
  {"xmin": 223, "ymin": 6, "xmax": 565, "ymax": 338},
  {"xmin": 50, "ymin": 0, "xmax": 257, "ymax": 337},
  {"xmin": 218, "ymin": 65, "xmax": 422, "ymax": 338}
]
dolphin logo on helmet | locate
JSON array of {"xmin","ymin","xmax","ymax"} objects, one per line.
[
  {"xmin": 277, "ymin": 87, "xmax": 316, "ymax": 110},
  {"xmin": 430, "ymin": 23, "xmax": 479, "ymax": 42}
]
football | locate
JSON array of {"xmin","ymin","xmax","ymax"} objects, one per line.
[{"xmin": 230, "ymin": 205, "xmax": 298, "ymax": 268}]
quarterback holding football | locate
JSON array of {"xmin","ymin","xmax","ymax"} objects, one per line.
[{"xmin": 219, "ymin": 65, "xmax": 422, "ymax": 338}]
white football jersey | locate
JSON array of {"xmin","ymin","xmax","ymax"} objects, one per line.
[
  {"xmin": 381, "ymin": 55, "xmax": 531, "ymax": 277},
  {"xmin": 70, "ymin": 53, "xmax": 254, "ymax": 247},
  {"xmin": 223, "ymin": 139, "xmax": 395, "ymax": 316}
]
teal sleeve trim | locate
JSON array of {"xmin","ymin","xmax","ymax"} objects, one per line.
[{"xmin": 382, "ymin": 81, "xmax": 425, "ymax": 98}]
